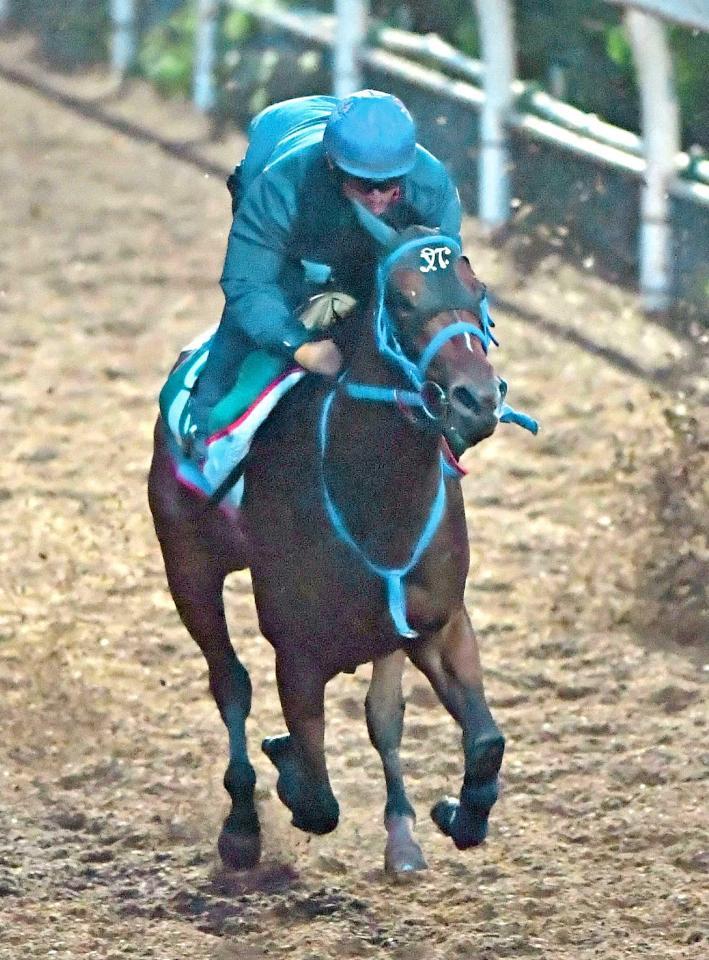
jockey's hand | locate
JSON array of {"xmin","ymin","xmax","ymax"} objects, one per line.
[{"xmin": 293, "ymin": 339, "xmax": 343, "ymax": 377}]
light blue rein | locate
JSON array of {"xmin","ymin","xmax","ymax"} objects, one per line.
[
  {"xmin": 319, "ymin": 390, "xmax": 447, "ymax": 639},
  {"xmin": 318, "ymin": 233, "xmax": 538, "ymax": 638}
]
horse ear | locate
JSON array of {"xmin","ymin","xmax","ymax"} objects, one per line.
[
  {"xmin": 349, "ymin": 199, "xmax": 399, "ymax": 250},
  {"xmin": 455, "ymin": 256, "xmax": 484, "ymax": 296}
]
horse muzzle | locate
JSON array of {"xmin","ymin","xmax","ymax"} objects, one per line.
[{"xmin": 444, "ymin": 377, "xmax": 500, "ymax": 452}]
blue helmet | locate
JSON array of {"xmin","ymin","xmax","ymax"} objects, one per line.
[{"xmin": 323, "ymin": 90, "xmax": 417, "ymax": 180}]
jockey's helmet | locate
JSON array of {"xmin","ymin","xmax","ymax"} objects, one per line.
[{"xmin": 323, "ymin": 90, "xmax": 417, "ymax": 181}]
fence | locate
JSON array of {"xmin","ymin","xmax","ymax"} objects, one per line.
[{"xmin": 3, "ymin": 1, "xmax": 707, "ymax": 313}]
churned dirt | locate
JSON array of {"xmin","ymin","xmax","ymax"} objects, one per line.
[{"xmin": 0, "ymin": 33, "xmax": 707, "ymax": 960}]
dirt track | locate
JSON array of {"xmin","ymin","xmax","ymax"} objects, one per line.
[{"xmin": 1, "ymin": 34, "xmax": 707, "ymax": 960}]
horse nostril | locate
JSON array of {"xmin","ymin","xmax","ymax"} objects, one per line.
[{"xmin": 450, "ymin": 385, "xmax": 481, "ymax": 416}]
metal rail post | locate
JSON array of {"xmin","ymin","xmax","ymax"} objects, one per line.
[
  {"xmin": 474, "ymin": 0, "xmax": 516, "ymax": 231},
  {"xmin": 333, "ymin": 0, "xmax": 369, "ymax": 97},
  {"xmin": 194, "ymin": 0, "xmax": 219, "ymax": 113},
  {"xmin": 625, "ymin": 9, "xmax": 680, "ymax": 312},
  {"xmin": 110, "ymin": 0, "xmax": 137, "ymax": 79}
]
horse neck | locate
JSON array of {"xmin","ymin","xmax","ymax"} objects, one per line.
[{"xmin": 325, "ymin": 312, "xmax": 443, "ymax": 563}]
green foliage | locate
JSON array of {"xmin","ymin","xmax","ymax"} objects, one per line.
[
  {"xmin": 452, "ymin": 18, "xmax": 479, "ymax": 59},
  {"xmin": 222, "ymin": 9, "xmax": 252, "ymax": 44},
  {"xmin": 136, "ymin": 2, "xmax": 258, "ymax": 100},
  {"xmin": 605, "ymin": 24, "xmax": 632, "ymax": 70},
  {"xmin": 669, "ymin": 27, "xmax": 709, "ymax": 149},
  {"xmin": 138, "ymin": 2, "xmax": 198, "ymax": 98}
]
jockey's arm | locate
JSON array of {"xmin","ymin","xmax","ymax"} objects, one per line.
[
  {"xmin": 195, "ymin": 172, "xmax": 321, "ymax": 411},
  {"xmin": 438, "ymin": 181, "xmax": 463, "ymax": 246},
  {"xmin": 220, "ymin": 172, "xmax": 312, "ymax": 358}
]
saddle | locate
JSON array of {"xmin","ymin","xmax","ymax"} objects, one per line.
[
  {"xmin": 160, "ymin": 283, "xmax": 357, "ymax": 506},
  {"xmin": 159, "ymin": 329, "xmax": 305, "ymax": 507}
]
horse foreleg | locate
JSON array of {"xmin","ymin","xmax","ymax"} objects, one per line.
[
  {"xmin": 160, "ymin": 551, "xmax": 261, "ymax": 869},
  {"xmin": 262, "ymin": 654, "xmax": 339, "ymax": 835},
  {"xmin": 409, "ymin": 608, "xmax": 504, "ymax": 850},
  {"xmin": 366, "ymin": 650, "xmax": 427, "ymax": 877}
]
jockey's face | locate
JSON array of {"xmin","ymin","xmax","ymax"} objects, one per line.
[
  {"xmin": 340, "ymin": 175, "xmax": 402, "ymax": 215},
  {"xmin": 326, "ymin": 156, "xmax": 403, "ymax": 215}
]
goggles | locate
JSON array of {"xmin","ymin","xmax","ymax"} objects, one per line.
[{"xmin": 346, "ymin": 175, "xmax": 402, "ymax": 193}]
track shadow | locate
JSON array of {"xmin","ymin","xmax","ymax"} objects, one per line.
[{"xmin": 0, "ymin": 59, "xmax": 230, "ymax": 180}]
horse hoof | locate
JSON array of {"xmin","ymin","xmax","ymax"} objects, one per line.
[
  {"xmin": 384, "ymin": 815, "xmax": 427, "ymax": 879},
  {"xmin": 217, "ymin": 827, "xmax": 262, "ymax": 871},
  {"xmin": 384, "ymin": 842, "xmax": 428, "ymax": 880},
  {"xmin": 431, "ymin": 797, "xmax": 489, "ymax": 850},
  {"xmin": 262, "ymin": 734, "xmax": 339, "ymax": 835},
  {"xmin": 291, "ymin": 806, "xmax": 339, "ymax": 836}
]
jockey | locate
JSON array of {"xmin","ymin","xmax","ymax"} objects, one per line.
[{"xmin": 186, "ymin": 89, "xmax": 463, "ymax": 455}]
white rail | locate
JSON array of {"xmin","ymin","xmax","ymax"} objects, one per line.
[
  {"xmin": 102, "ymin": 0, "xmax": 707, "ymax": 308},
  {"xmin": 109, "ymin": 0, "xmax": 136, "ymax": 78},
  {"xmin": 220, "ymin": 2, "xmax": 708, "ymax": 200},
  {"xmin": 626, "ymin": 9, "xmax": 681, "ymax": 311},
  {"xmin": 194, "ymin": 0, "xmax": 219, "ymax": 112},
  {"xmin": 475, "ymin": 0, "xmax": 516, "ymax": 231},
  {"xmin": 333, "ymin": 0, "xmax": 369, "ymax": 97}
]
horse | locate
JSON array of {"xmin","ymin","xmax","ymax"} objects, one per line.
[{"xmin": 148, "ymin": 218, "xmax": 511, "ymax": 877}]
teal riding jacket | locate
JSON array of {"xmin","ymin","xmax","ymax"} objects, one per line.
[{"xmin": 194, "ymin": 95, "xmax": 463, "ymax": 413}]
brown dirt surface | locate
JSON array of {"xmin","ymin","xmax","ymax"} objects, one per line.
[{"xmin": 1, "ymin": 33, "xmax": 707, "ymax": 960}]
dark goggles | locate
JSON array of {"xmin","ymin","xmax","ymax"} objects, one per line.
[
  {"xmin": 331, "ymin": 164, "xmax": 402, "ymax": 193},
  {"xmin": 347, "ymin": 175, "xmax": 402, "ymax": 193}
]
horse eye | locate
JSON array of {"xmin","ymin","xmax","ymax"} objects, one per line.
[{"xmin": 388, "ymin": 288, "xmax": 414, "ymax": 311}]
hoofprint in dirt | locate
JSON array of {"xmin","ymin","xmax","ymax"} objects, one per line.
[{"xmin": 0, "ymin": 37, "xmax": 707, "ymax": 960}]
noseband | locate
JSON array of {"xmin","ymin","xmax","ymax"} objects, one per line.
[{"xmin": 319, "ymin": 235, "xmax": 538, "ymax": 639}]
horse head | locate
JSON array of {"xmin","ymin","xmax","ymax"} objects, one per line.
[{"xmin": 351, "ymin": 207, "xmax": 501, "ymax": 453}]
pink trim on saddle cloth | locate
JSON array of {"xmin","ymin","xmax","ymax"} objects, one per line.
[
  {"xmin": 206, "ymin": 365, "xmax": 304, "ymax": 444},
  {"xmin": 171, "ymin": 457, "xmax": 240, "ymax": 520},
  {"xmin": 200, "ymin": 365, "xmax": 308, "ymax": 502}
]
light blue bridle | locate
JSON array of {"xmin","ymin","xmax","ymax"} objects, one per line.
[{"xmin": 318, "ymin": 233, "xmax": 538, "ymax": 639}]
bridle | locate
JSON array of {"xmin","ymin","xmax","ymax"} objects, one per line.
[{"xmin": 319, "ymin": 234, "xmax": 538, "ymax": 639}]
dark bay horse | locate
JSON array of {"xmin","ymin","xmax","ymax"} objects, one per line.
[{"xmin": 148, "ymin": 221, "xmax": 506, "ymax": 877}]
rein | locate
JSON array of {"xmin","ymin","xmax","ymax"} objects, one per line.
[
  {"xmin": 319, "ymin": 234, "xmax": 532, "ymax": 639},
  {"xmin": 318, "ymin": 233, "xmax": 539, "ymax": 638},
  {"xmin": 319, "ymin": 390, "xmax": 447, "ymax": 639},
  {"xmin": 341, "ymin": 235, "xmax": 496, "ymax": 428}
]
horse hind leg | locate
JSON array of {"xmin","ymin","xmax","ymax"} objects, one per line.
[
  {"xmin": 160, "ymin": 549, "xmax": 261, "ymax": 869},
  {"xmin": 366, "ymin": 650, "xmax": 427, "ymax": 878},
  {"xmin": 409, "ymin": 609, "xmax": 504, "ymax": 850}
]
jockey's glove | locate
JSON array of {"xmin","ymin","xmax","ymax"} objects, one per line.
[{"xmin": 299, "ymin": 292, "xmax": 357, "ymax": 331}]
